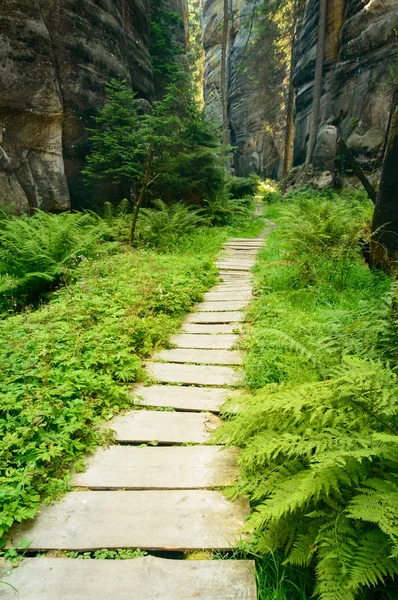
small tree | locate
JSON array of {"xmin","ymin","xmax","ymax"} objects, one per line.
[
  {"xmin": 84, "ymin": 80, "xmax": 155, "ymax": 242},
  {"xmin": 85, "ymin": 77, "xmax": 224, "ymax": 241}
]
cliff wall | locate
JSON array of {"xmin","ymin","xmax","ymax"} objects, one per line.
[
  {"xmin": 202, "ymin": 0, "xmax": 398, "ymax": 179},
  {"xmin": 202, "ymin": 0, "xmax": 286, "ymax": 178},
  {"xmin": 294, "ymin": 0, "xmax": 398, "ymax": 172},
  {"xmin": 0, "ymin": 0, "xmax": 184, "ymax": 213}
]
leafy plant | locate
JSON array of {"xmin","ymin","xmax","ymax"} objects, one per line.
[
  {"xmin": 138, "ymin": 200, "xmax": 206, "ymax": 249},
  {"xmin": 0, "ymin": 211, "xmax": 105, "ymax": 311},
  {"xmin": 278, "ymin": 192, "xmax": 371, "ymax": 260},
  {"xmin": 203, "ymin": 194, "xmax": 252, "ymax": 226},
  {"xmin": 218, "ymin": 360, "xmax": 398, "ymax": 600},
  {"xmin": 217, "ymin": 189, "xmax": 398, "ymax": 599},
  {"xmin": 67, "ymin": 548, "xmax": 147, "ymax": 560},
  {"xmin": 226, "ymin": 174, "xmax": 260, "ymax": 199}
]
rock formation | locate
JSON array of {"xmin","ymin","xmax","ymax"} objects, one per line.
[
  {"xmin": 202, "ymin": 0, "xmax": 398, "ymax": 180},
  {"xmin": 202, "ymin": 0, "xmax": 285, "ymax": 178},
  {"xmin": 0, "ymin": 0, "xmax": 187, "ymax": 213},
  {"xmin": 294, "ymin": 0, "xmax": 398, "ymax": 173}
]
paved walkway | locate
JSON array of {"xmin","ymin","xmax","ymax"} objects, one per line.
[{"xmin": 1, "ymin": 235, "xmax": 266, "ymax": 600}]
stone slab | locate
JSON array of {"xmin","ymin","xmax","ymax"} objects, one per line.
[
  {"xmin": 218, "ymin": 257, "xmax": 255, "ymax": 263},
  {"xmin": 222, "ymin": 254, "xmax": 257, "ymax": 260},
  {"xmin": 109, "ymin": 409, "xmax": 221, "ymax": 443},
  {"xmin": 170, "ymin": 333, "xmax": 239, "ymax": 349},
  {"xmin": 186, "ymin": 312, "xmax": 243, "ymax": 324},
  {"xmin": 219, "ymin": 269, "xmax": 252, "ymax": 283},
  {"xmin": 0, "ymin": 557, "xmax": 257, "ymax": 600},
  {"xmin": 182, "ymin": 323, "xmax": 242, "ymax": 334},
  {"xmin": 218, "ymin": 274, "xmax": 252, "ymax": 278},
  {"xmin": 73, "ymin": 446, "xmax": 239, "ymax": 489},
  {"xmin": 197, "ymin": 301, "xmax": 248, "ymax": 312},
  {"xmin": 153, "ymin": 348, "xmax": 242, "ymax": 365},
  {"xmin": 146, "ymin": 362, "xmax": 240, "ymax": 386},
  {"xmin": 203, "ymin": 291, "xmax": 252, "ymax": 301},
  {"xmin": 227, "ymin": 238, "xmax": 263, "ymax": 243},
  {"xmin": 217, "ymin": 264, "xmax": 253, "ymax": 272},
  {"xmin": 212, "ymin": 285, "xmax": 252, "ymax": 291},
  {"xmin": 8, "ymin": 491, "xmax": 250, "ymax": 551},
  {"xmin": 223, "ymin": 248, "xmax": 258, "ymax": 253},
  {"xmin": 131, "ymin": 384, "xmax": 239, "ymax": 412}
]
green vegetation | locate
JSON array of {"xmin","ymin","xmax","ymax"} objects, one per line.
[
  {"xmin": 0, "ymin": 211, "xmax": 106, "ymax": 312},
  {"xmin": 67, "ymin": 548, "xmax": 148, "ymax": 560},
  {"xmin": 0, "ymin": 198, "xmax": 263, "ymax": 543},
  {"xmin": 226, "ymin": 174, "xmax": 260, "ymax": 200},
  {"xmin": 150, "ymin": 0, "xmax": 183, "ymax": 90},
  {"xmin": 217, "ymin": 189, "xmax": 398, "ymax": 600},
  {"xmin": 84, "ymin": 77, "xmax": 225, "ymax": 241}
]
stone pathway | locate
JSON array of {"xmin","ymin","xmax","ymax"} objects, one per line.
[{"xmin": 1, "ymin": 236, "xmax": 264, "ymax": 600}]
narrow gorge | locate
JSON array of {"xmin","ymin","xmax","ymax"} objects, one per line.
[{"xmin": 202, "ymin": 0, "xmax": 398, "ymax": 181}]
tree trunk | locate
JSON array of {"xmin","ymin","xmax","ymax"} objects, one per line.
[
  {"xmin": 371, "ymin": 90, "xmax": 398, "ymax": 267},
  {"xmin": 337, "ymin": 137, "xmax": 377, "ymax": 204},
  {"xmin": 221, "ymin": 0, "xmax": 229, "ymax": 152},
  {"xmin": 283, "ymin": 7, "xmax": 298, "ymax": 176},
  {"xmin": 130, "ymin": 153, "xmax": 152, "ymax": 244},
  {"xmin": 305, "ymin": 0, "xmax": 327, "ymax": 165}
]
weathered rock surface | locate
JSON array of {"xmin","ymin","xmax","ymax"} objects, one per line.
[
  {"xmin": 202, "ymin": 0, "xmax": 397, "ymax": 179},
  {"xmin": 294, "ymin": 0, "xmax": 398, "ymax": 171},
  {"xmin": 202, "ymin": 0, "xmax": 284, "ymax": 178},
  {"xmin": 0, "ymin": 0, "xmax": 156, "ymax": 212}
]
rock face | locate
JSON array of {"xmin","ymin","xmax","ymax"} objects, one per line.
[
  {"xmin": 293, "ymin": 0, "xmax": 398, "ymax": 171},
  {"xmin": 0, "ymin": 0, "xmax": 154, "ymax": 212},
  {"xmin": 202, "ymin": 0, "xmax": 285, "ymax": 178},
  {"xmin": 202, "ymin": 0, "xmax": 398, "ymax": 179}
]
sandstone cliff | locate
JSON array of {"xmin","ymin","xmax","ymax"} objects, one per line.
[
  {"xmin": 202, "ymin": 0, "xmax": 398, "ymax": 180},
  {"xmin": 0, "ymin": 0, "xmax": 187, "ymax": 213},
  {"xmin": 202, "ymin": 0, "xmax": 287, "ymax": 178},
  {"xmin": 294, "ymin": 0, "xmax": 398, "ymax": 174}
]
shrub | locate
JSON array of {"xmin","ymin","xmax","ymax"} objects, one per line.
[
  {"xmin": 226, "ymin": 174, "xmax": 260, "ymax": 199},
  {"xmin": 202, "ymin": 194, "xmax": 252, "ymax": 226},
  {"xmin": 138, "ymin": 200, "xmax": 206, "ymax": 249},
  {"xmin": 278, "ymin": 193, "xmax": 372, "ymax": 260},
  {"xmin": 218, "ymin": 359, "xmax": 398, "ymax": 600},
  {"xmin": 0, "ymin": 211, "xmax": 106, "ymax": 311}
]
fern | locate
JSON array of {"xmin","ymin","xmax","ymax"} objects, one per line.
[
  {"xmin": 0, "ymin": 211, "xmax": 106, "ymax": 308},
  {"xmin": 138, "ymin": 200, "xmax": 206, "ymax": 249},
  {"xmin": 217, "ymin": 359, "xmax": 398, "ymax": 599}
]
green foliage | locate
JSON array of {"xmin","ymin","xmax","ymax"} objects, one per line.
[
  {"xmin": 217, "ymin": 190, "xmax": 398, "ymax": 599},
  {"xmin": 138, "ymin": 200, "xmax": 206, "ymax": 249},
  {"xmin": 202, "ymin": 194, "xmax": 252, "ymax": 226},
  {"xmin": 0, "ymin": 236, "xmax": 220, "ymax": 541},
  {"xmin": 100, "ymin": 199, "xmax": 131, "ymax": 242},
  {"xmin": 83, "ymin": 80, "xmax": 148, "ymax": 194},
  {"xmin": 219, "ymin": 360, "xmax": 398, "ymax": 599},
  {"xmin": 277, "ymin": 187, "xmax": 372, "ymax": 259},
  {"xmin": 0, "ymin": 211, "xmax": 106, "ymax": 311},
  {"xmin": 67, "ymin": 548, "xmax": 147, "ymax": 560},
  {"xmin": 150, "ymin": 1, "xmax": 183, "ymax": 82},
  {"xmin": 149, "ymin": 77, "xmax": 225, "ymax": 205},
  {"xmin": 84, "ymin": 77, "xmax": 224, "ymax": 220},
  {"xmin": 226, "ymin": 174, "xmax": 260, "ymax": 199}
]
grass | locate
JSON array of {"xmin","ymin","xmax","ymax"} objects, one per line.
[
  {"xmin": 216, "ymin": 190, "xmax": 398, "ymax": 600},
  {"xmin": 0, "ymin": 215, "xmax": 264, "ymax": 545}
]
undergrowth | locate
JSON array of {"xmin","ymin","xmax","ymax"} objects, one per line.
[
  {"xmin": 0, "ymin": 210, "xmax": 263, "ymax": 544},
  {"xmin": 217, "ymin": 189, "xmax": 398, "ymax": 600}
]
